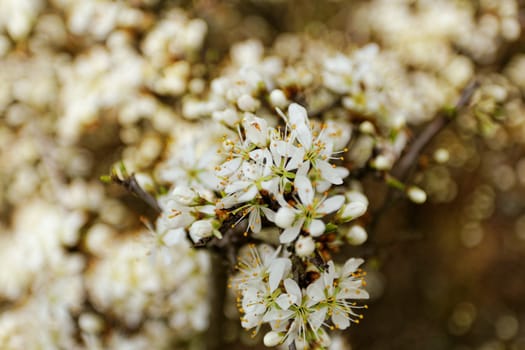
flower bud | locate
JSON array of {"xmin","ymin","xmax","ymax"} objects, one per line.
[
  {"xmin": 346, "ymin": 225, "xmax": 368, "ymax": 246},
  {"xmin": 433, "ymin": 148, "xmax": 449, "ymax": 163},
  {"xmin": 308, "ymin": 219, "xmax": 325, "ymax": 237},
  {"xmin": 372, "ymin": 154, "xmax": 392, "ymax": 170},
  {"xmin": 345, "ymin": 190, "xmax": 369, "ymax": 206},
  {"xmin": 407, "ymin": 186, "xmax": 427, "ymax": 204},
  {"xmin": 275, "ymin": 207, "xmax": 296, "ymax": 228},
  {"xmin": 237, "ymin": 94, "xmax": 260, "ymax": 112},
  {"xmin": 189, "ymin": 219, "xmax": 214, "ymax": 242},
  {"xmin": 340, "ymin": 201, "xmax": 367, "ymax": 221},
  {"xmin": 269, "ymin": 89, "xmax": 287, "ymax": 108},
  {"xmin": 172, "ymin": 186, "xmax": 196, "ymax": 205},
  {"xmin": 295, "ymin": 236, "xmax": 315, "ymax": 257},
  {"xmin": 263, "ymin": 331, "xmax": 282, "ymax": 347},
  {"xmin": 359, "ymin": 121, "xmax": 375, "ymax": 134},
  {"xmin": 79, "ymin": 312, "xmax": 103, "ymax": 334}
]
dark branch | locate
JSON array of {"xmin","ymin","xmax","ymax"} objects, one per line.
[
  {"xmin": 110, "ymin": 173, "xmax": 162, "ymax": 215},
  {"xmin": 207, "ymin": 252, "xmax": 228, "ymax": 350},
  {"xmin": 369, "ymin": 80, "xmax": 479, "ymax": 237},
  {"xmin": 392, "ymin": 79, "xmax": 479, "ymax": 181}
]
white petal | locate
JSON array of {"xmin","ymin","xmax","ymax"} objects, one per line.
[
  {"xmin": 334, "ymin": 165, "xmax": 350, "ymax": 179},
  {"xmin": 243, "ymin": 290, "xmax": 265, "ymax": 313},
  {"xmin": 316, "ymin": 160, "xmax": 344, "ymax": 185},
  {"xmin": 324, "ymin": 261, "xmax": 336, "ymax": 287},
  {"xmin": 261, "ymin": 207, "xmax": 276, "ymax": 222},
  {"xmin": 263, "ymin": 307, "xmax": 294, "ymax": 323},
  {"xmin": 217, "ymin": 157, "xmax": 242, "ymax": 177},
  {"xmin": 279, "ymin": 219, "xmax": 303, "ymax": 244},
  {"xmin": 242, "ymin": 312, "xmax": 261, "ymax": 329},
  {"xmin": 172, "ymin": 186, "xmax": 195, "ymax": 205},
  {"xmin": 268, "ymin": 258, "xmax": 292, "ymax": 292},
  {"xmin": 260, "ymin": 244, "xmax": 279, "ymax": 266},
  {"xmin": 285, "ymin": 145, "xmax": 305, "ymax": 171},
  {"xmin": 332, "ymin": 309, "xmax": 350, "ymax": 330},
  {"xmin": 308, "ymin": 307, "xmax": 327, "ymax": 331},
  {"xmin": 248, "ymin": 209, "xmax": 262, "ymax": 233},
  {"xmin": 284, "ymin": 279, "xmax": 302, "ymax": 305},
  {"xmin": 306, "ymin": 279, "xmax": 325, "ymax": 305},
  {"xmin": 296, "ymin": 159, "xmax": 310, "ymax": 177},
  {"xmin": 217, "ymin": 194, "xmax": 239, "ymax": 209},
  {"xmin": 199, "ymin": 204, "xmax": 216, "ymax": 215},
  {"xmin": 315, "ymin": 180, "xmax": 332, "ymax": 193},
  {"xmin": 235, "ymin": 185, "xmax": 259, "ymax": 203},
  {"xmin": 337, "ymin": 282, "xmax": 370, "ymax": 300},
  {"xmin": 274, "ymin": 139, "xmax": 288, "ymax": 158},
  {"xmin": 295, "ymin": 175, "xmax": 314, "ymax": 205},
  {"xmin": 275, "ymin": 294, "xmax": 294, "ymax": 310},
  {"xmin": 262, "ymin": 177, "xmax": 279, "ymax": 196},
  {"xmin": 225, "ymin": 180, "xmax": 251, "ymax": 194},
  {"xmin": 288, "ymin": 103, "xmax": 308, "ymax": 127},
  {"xmin": 341, "ymin": 258, "xmax": 364, "ymax": 277},
  {"xmin": 289, "ymin": 104, "xmax": 312, "ymax": 150},
  {"xmin": 163, "ymin": 228, "xmax": 185, "ymax": 246},
  {"xmin": 307, "ymin": 219, "xmax": 325, "ymax": 237},
  {"xmin": 243, "ymin": 113, "xmax": 268, "ymax": 147},
  {"xmin": 249, "ymin": 148, "xmax": 271, "ymax": 165},
  {"xmin": 318, "ymin": 195, "xmax": 345, "ymax": 214},
  {"xmin": 197, "ymin": 171, "xmax": 220, "ymax": 190}
]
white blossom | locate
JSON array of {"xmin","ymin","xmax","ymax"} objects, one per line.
[{"xmin": 277, "ymin": 175, "xmax": 345, "ymax": 243}]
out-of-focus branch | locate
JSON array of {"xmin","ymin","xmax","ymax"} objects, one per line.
[
  {"xmin": 392, "ymin": 79, "xmax": 479, "ymax": 181},
  {"xmin": 106, "ymin": 172, "xmax": 162, "ymax": 215},
  {"xmin": 208, "ymin": 252, "xmax": 228, "ymax": 350},
  {"xmin": 368, "ymin": 80, "xmax": 479, "ymax": 241}
]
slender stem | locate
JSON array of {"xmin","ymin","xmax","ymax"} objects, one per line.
[
  {"xmin": 369, "ymin": 80, "xmax": 479, "ymax": 236},
  {"xmin": 392, "ymin": 80, "xmax": 479, "ymax": 181},
  {"xmin": 110, "ymin": 173, "xmax": 162, "ymax": 215}
]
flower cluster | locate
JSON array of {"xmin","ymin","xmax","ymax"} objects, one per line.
[
  {"xmin": 232, "ymin": 245, "xmax": 368, "ymax": 349},
  {"xmin": 154, "ymin": 102, "xmax": 370, "ymax": 347},
  {"xmin": 216, "ymin": 103, "xmax": 352, "ymax": 239}
]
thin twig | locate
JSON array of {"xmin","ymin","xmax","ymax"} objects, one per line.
[
  {"xmin": 111, "ymin": 173, "xmax": 162, "ymax": 214},
  {"xmin": 392, "ymin": 80, "xmax": 479, "ymax": 181},
  {"xmin": 368, "ymin": 80, "xmax": 479, "ymax": 237}
]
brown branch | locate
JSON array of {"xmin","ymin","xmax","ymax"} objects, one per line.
[
  {"xmin": 368, "ymin": 80, "xmax": 479, "ymax": 238},
  {"xmin": 110, "ymin": 173, "xmax": 162, "ymax": 215},
  {"xmin": 207, "ymin": 252, "xmax": 228, "ymax": 350},
  {"xmin": 392, "ymin": 80, "xmax": 479, "ymax": 181}
]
